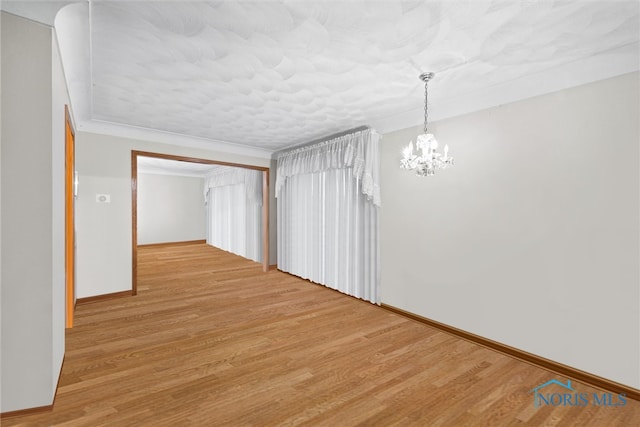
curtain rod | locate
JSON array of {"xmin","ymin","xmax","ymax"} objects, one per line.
[{"xmin": 273, "ymin": 125, "xmax": 374, "ymax": 158}]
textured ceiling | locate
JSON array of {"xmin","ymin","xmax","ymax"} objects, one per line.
[{"xmin": 3, "ymin": 1, "xmax": 639, "ymax": 155}]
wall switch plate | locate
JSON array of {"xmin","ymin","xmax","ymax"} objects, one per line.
[{"xmin": 96, "ymin": 194, "xmax": 111, "ymax": 203}]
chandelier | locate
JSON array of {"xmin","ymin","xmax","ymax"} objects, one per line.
[{"xmin": 400, "ymin": 72, "xmax": 453, "ymax": 176}]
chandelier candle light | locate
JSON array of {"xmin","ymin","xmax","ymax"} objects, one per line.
[{"xmin": 400, "ymin": 72, "xmax": 453, "ymax": 176}]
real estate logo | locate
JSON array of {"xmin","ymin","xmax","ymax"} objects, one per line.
[{"xmin": 530, "ymin": 379, "xmax": 627, "ymax": 408}]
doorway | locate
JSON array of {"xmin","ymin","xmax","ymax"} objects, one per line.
[
  {"xmin": 131, "ymin": 150, "xmax": 270, "ymax": 295},
  {"xmin": 65, "ymin": 105, "xmax": 76, "ymax": 328}
]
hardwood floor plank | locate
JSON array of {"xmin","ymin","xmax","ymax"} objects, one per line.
[{"xmin": 3, "ymin": 243, "xmax": 639, "ymax": 426}]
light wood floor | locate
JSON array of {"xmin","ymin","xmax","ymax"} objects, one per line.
[{"xmin": 4, "ymin": 243, "xmax": 639, "ymax": 426}]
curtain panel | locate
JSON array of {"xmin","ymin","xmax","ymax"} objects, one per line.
[
  {"xmin": 205, "ymin": 167, "xmax": 262, "ymax": 263},
  {"xmin": 276, "ymin": 128, "xmax": 381, "ymax": 304}
]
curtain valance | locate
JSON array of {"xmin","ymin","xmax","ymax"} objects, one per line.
[
  {"xmin": 204, "ymin": 166, "xmax": 262, "ymax": 205},
  {"xmin": 276, "ymin": 128, "xmax": 381, "ymax": 206}
]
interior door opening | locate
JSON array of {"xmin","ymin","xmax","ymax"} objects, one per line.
[
  {"xmin": 65, "ymin": 105, "xmax": 76, "ymax": 328},
  {"xmin": 131, "ymin": 150, "xmax": 270, "ymax": 295}
]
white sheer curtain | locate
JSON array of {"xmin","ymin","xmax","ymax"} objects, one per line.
[
  {"xmin": 205, "ymin": 167, "xmax": 262, "ymax": 262},
  {"xmin": 276, "ymin": 128, "xmax": 381, "ymax": 304}
]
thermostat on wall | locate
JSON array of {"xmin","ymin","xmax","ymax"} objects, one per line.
[{"xmin": 96, "ymin": 194, "xmax": 111, "ymax": 203}]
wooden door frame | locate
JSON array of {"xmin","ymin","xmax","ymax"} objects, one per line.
[
  {"xmin": 131, "ymin": 150, "xmax": 270, "ymax": 295},
  {"xmin": 65, "ymin": 105, "xmax": 76, "ymax": 328}
]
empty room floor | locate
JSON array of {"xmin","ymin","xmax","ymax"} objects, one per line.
[{"xmin": 4, "ymin": 243, "xmax": 639, "ymax": 426}]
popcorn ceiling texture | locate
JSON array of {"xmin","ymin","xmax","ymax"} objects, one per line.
[{"xmin": 89, "ymin": 0, "xmax": 639, "ymax": 150}]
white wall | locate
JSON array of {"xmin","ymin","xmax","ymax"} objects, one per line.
[
  {"xmin": 0, "ymin": 12, "xmax": 67, "ymax": 412},
  {"xmin": 137, "ymin": 173, "xmax": 205, "ymax": 245},
  {"xmin": 380, "ymin": 72, "xmax": 639, "ymax": 389},
  {"xmin": 75, "ymin": 132, "xmax": 274, "ymax": 298},
  {"xmin": 51, "ymin": 28, "xmax": 69, "ymax": 400}
]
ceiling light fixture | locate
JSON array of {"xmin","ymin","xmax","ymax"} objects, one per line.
[{"xmin": 400, "ymin": 72, "xmax": 453, "ymax": 177}]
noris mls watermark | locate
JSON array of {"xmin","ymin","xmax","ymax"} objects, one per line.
[{"xmin": 530, "ymin": 379, "xmax": 627, "ymax": 408}]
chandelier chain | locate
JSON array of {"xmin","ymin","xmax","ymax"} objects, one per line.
[{"xmin": 423, "ymin": 80, "xmax": 429, "ymax": 134}]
